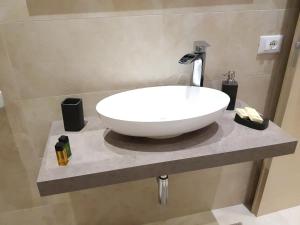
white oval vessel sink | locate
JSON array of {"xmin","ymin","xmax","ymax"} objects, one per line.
[{"xmin": 96, "ymin": 86, "xmax": 230, "ymax": 138}]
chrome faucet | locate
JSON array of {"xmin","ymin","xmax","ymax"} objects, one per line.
[{"xmin": 179, "ymin": 41, "xmax": 210, "ymax": 87}]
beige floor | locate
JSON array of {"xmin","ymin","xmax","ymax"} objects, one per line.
[{"xmin": 144, "ymin": 204, "xmax": 300, "ymax": 225}]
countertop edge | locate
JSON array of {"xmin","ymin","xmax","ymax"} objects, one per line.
[{"xmin": 37, "ymin": 140, "xmax": 297, "ymax": 196}]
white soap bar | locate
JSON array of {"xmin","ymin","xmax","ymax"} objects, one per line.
[
  {"xmin": 0, "ymin": 91, "xmax": 4, "ymax": 108},
  {"xmin": 235, "ymin": 108, "xmax": 249, "ymax": 119},
  {"xmin": 244, "ymin": 107, "xmax": 263, "ymax": 124}
]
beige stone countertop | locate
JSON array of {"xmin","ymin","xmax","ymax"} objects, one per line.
[{"xmin": 37, "ymin": 110, "xmax": 297, "ymax": 196}]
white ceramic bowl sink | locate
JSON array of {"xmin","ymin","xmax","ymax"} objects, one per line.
[{"xmin": 96, "ymin": 86, "xmax": 230, "ymax": 138}]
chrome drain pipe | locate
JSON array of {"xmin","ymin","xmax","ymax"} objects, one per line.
[{"xmin": 157, "ymin": 175, "xmax": 168, "ymax": 205}]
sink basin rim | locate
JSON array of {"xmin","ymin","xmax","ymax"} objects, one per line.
[{"xmin": 96, "ymin": 85, "xmax": 230, "ymax": 123}]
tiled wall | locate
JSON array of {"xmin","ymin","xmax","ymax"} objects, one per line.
[{"xmin": 0, "ymin": 0, "xmax": 299, "ymax": 224}]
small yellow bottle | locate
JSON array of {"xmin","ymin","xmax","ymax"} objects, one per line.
[
  {"xmin": 58, "ymin": 135, "xmax": 72, "ymax": 158},
  {"xmin": 55, "ymin": 142, "xmax": 69, "ymax": 166}
]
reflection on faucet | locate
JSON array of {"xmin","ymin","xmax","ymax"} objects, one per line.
[
  {"xmin": 179, "ymin": 41, "xmax": 210, "ymax": 87},
  {"xmin": 157, "ymin": 175, "xmax": 168, "ymax": 205}
]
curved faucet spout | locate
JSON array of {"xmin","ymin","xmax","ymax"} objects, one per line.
[{"xmin": 178, "ymin": 53, "xmax": 201, "ymax": 64}]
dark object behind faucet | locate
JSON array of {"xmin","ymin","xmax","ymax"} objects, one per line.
[{"xmin": 222, "ymin": 71, "xmax": 238, "ymax": 110}]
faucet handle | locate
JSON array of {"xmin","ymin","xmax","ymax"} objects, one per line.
[{"xmin": 194, "ymin": 41, "xmax": 210, "ymax": 53}]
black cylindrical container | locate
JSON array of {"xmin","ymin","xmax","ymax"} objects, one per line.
[
  {"xmin": 222, "ymin": 71, "xmax": 238, "ymax": 110},
  {"xmin": 61, "ymin": 98, "xmax": 85, "ymax": 131}
]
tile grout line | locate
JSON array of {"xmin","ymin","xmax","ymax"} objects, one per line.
[
  {"xmin": 17, "ymin": 73, "xmax": 273, "ymax": 102},
  {"xmin": 0, "ymin": 8, "xmax": 293, "ymax": 25}
]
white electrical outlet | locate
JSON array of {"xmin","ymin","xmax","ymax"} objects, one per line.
[{"xmin": 258, "ymin": 35, "xmax": 283, "ymax": 54}]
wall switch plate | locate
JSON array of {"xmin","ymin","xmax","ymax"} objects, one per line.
[{"xmin": 258, "ymin": 35, "xmax": 283, "ymax": 54}]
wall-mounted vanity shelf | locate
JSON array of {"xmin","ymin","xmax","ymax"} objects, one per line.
[{"xmin": 37, "ymin": 103, "xmax": 297, "ymax": 196}]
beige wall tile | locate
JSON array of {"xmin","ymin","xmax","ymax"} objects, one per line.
[
  {"xmin": 0, "ymin": 30, "xmax": 20, "ymax": 104},
  {"xmin": 0, "ymin": 109, "xmax": 16, "ymax": 152},
  {"xmin": 3, "ymin": 9, "xmax": 296, "ymax": 100},
  {"xmin": 3, "ymin": 102, "xmax": 27, "ymax": 134},
  {"xmin": 25, "ymin": 0, "xmax": 300, "ymax": 18},
  {"xmin": 143, "ymin": 211, "xmax": 218, "ymax": 225},
  {"xmin": 237, "ymin": 74, "xmax": 272, "ymax": 114},
  {"xmin": 0, "ymin": 202, "xmax": 76, "ymax": 225},
  {"xmin": 0, "ymin": 105, "xmax": 70, "ymax": 212},
  {"xmin": 70, "ymin": 163, "xmax": 255, "ymax": 225},
  {"xmin": 212, "ymin": 162, "xmax": 256, "ymax": 208},
  {"xmin": 0, "ymin": 109, "xmax": 36, "ymax": 213},
  {"xmin": 2, "ymin": 16, "xmax": 175, "ymax": 98},
  {"xmin": 0, "ymin": 169, "xmax": 34, "ymax": 213},
  {"xmin": 0, "ymin": 0, "xmax": 28, "ymax": 22},
  {"xmin": 1, "ymin": 105, "xmax": 42, "ymax": 182}
]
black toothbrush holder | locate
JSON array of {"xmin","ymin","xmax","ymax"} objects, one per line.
[{"xmin": 61, "ymin": 98, "xmax": 85, "ymax": 132}]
